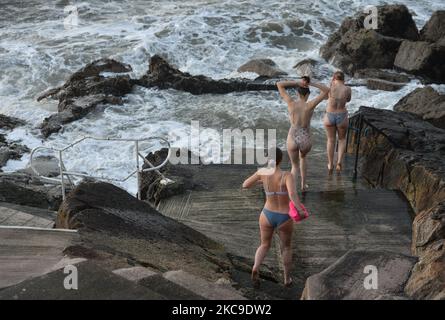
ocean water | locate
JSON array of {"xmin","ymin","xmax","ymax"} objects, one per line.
[{"xmin": 0, "ymin": 0, "xmax": 444, "ymax": 194}]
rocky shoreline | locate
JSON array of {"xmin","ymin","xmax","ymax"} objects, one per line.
[
  {"xmin": 0, "ymin": 4, "xmax": 444, "ymax": 300},
  {"xmin": 344, "ymin": 105, "xmax": 445, "ymax": 299}
]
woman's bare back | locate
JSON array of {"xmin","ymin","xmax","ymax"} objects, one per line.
[
  {"xmin": 327, "ymin": 83, "xmax": 351, "ymax": 112},
  {"xmin": 288, "ymin": 100, "xmax": 314, "ymax": 128}
]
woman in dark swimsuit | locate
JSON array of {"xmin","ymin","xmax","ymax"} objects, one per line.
[{"xmin": 242, "ymin": 147, "xmax": 304, "ymax": 287}]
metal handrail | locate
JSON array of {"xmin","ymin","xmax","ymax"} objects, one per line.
[
  {"xmin": 29, "ymin": 136, "xmax": 172, "ymax": 200},
  {"xmin": 347, "ymin": 109, "xmax": 381, "ymax": 179}
]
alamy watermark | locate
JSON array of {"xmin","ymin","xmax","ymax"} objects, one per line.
[
  {"xmin": 63, "ymin": 265, "xmax": 78, "ymax": 290},
  {"xmin": 168, "ymin": 121, "xmax": 278, "ymax": 167},
  {"xmin": 363, "ymin": 6, "xmax": 378, "ymax": 30},
  {"xmin": 363, "ymin": 265, "xmax": 378, "ymax": 290}
]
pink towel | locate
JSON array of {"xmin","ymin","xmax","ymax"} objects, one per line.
[{"xmin": 289, "ymin": 201, "xmax": 309, "ymax": 223}]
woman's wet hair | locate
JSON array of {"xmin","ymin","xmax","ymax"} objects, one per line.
[
  {"xmin": 297, "ymin": 86, "xmax": 310, "ymax": 97},
  {"xmin": 333, "ymin": 71, "xmax": 345, "ymax": 81},
  {"xmin": 269, "ymin": 147, "xmax": 283, "ymax": 165}
]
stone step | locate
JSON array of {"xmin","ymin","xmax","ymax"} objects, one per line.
[
  {"xmin": 0, "ymin": 203, "xmax": 55, "ymax": 228},
  {"xmin": 0, "ymin": 261, "xmax": 166, "ymax": 300},
  {"xmin": 112, "ymin": 266, "xmax": 208, "ymax": 300},
  {"xmin": 163, "ymin": 270, "xmax": 247, "ymax": 300}
]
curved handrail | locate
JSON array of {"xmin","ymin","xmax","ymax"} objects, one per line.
[{"xmin": 29, "ymin": 135, "xmax": 172, "ymax": 200}]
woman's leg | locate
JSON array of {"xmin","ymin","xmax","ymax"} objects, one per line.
[
  {"xmin": 287, "ymin": 128, "xmax": 300, "ymax": 187},
  {"xmin": 299, "ymin": 133, "xmax": 312, "ymax": 191},
  {"xmin": 252, "ymin": 212, "xmax": 275, "ymax": 283},
  {"xmin": 336, "ymin": 115, "xmax": 349, "ymax": 171},
  {"xmin": 324, "ymin": 114, "xmax": 336, "ymax": 173},
  {"xmin": 278, "ymin": 219, "xmax": 294, "ymax": 286}
]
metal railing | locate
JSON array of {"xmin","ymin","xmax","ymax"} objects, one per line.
[
  {"xmin": 29, "ymin": 136, "xmax": 173, "ymax": 201},
  {"xmin": 347, "ymin": 109, "xmax": 378, "ymax": 179}
]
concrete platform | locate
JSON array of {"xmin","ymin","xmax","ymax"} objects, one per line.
[
  {"xmin": 0, "ymin": 226, "xmax": 79, "ymax": 289},
  {"xmin": 0, "ymin": 202, "xmax": 56, "ymax": 228},
  {"xmin": 155, "ymin": 143, "xmax": 413, "ymax": 297},
  {"xmin": 0, "ymin": 261, "xmax": 166, "ymax": 300}
]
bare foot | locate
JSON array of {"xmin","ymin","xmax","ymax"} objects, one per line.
[
  {"xmin": 336, "ymin": 163, "xmax": 342, "ymax": 172},
  {"xmin": 284, "ymin": 277, "xmax": 293, "ymax": 288},
  {"xmin": 327, "ymin": 164, "xmax": 333, "ymax": 175},
  {"xmin": 251, "ymin": 269, "xmax": 260, "ymax": 288}
]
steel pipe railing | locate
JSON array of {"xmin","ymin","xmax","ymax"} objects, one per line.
[{"xmin": 29, "ymin": 136, "xmax": 172, "ymax": 201}]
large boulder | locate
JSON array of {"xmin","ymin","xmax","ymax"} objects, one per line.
[
  {"xmin": 393, "ymin": 86, "xmax": 445, "ymax": 129},
  {"xmin": 352, "ymin": 107, "xmax": 445, "ymax": 213},
  {"xmin": 37, "ymin": 58, "xmax": 134, "ymax": 137},
  {"xmin": 405, "ymin": 240, "xmax": 445, "ymax": 300},
  {"xmin": 301, "ymin": 250, "xmax": 417, "ymax": 300},
  {"xmin": 347, "ymin": 107, "xmax": 445, "ymax": 300},
  {"xmin": 0, "ymin": 135, "xmax": 29, "ymax": 169},
  {"xmin": 0, "ymin": 172, "xmax": 64, "ymax": 210},
  {"xmin": 354, "ymin": 68, "xmax": 410, "ymax": 83},
  {"xmin": 0, "ymin": 114, "xmax": 26, "ymax": 130},
  {"xmin": 293, "ymin": 58, "xmax": 317, "ymax": 77},
  {"xmin": 323, "ymin": 29, "xmax": 402, "ymax": 74},
  {"xmin": 320, "ymin": 5, "xmax": 418, "ymax": 73},
  {"xmin": 136, "ymin": 55, "xmax": 277, "ymax": 95},
  {"xmin": 237, "ymin": 59, "xmax": 287, "ymax": 78},
  {"xmin": 420, "ymin": 11, "xmax": 445, "ymax": 43},
  {"xmin": 412, "ymin": 202, "xmax": 445, "ymax": 256},
  {"xmin": 55, "ymin": 181, "xmax": 239, "ymax": 282},
  {"xmin": 394, "ymin": 41, "xmax": 445, "ymax": 83},
  {"xmin": 366, "ymin": 79, "xmax": 406, "ymax": 92},
  {"xmin": 0, "ymin": 114, "xmax": 29, "ymax": 170}
]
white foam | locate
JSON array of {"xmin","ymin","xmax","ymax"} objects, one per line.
[{"xmin": 1, "ymin": 0, "xmax": 443, "ymax": 194}]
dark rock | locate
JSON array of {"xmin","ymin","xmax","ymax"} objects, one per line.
[
  {"xmin": 40, "ymin": 94, "xmax": 125, "ymax": 137},
  {"xmin": 139, "ymin": 148, "xmax": 199, "ymax": 205},
  {"xmin": 37, "ymin": 59, "xmax": 133, "ymax": 137},
  {"xmin": 293, "ymin": 58, "xmax": 317, "ymax": 77},
  {"xmin": 405, "ymin": 240, "xmax": 445, "ymax": 300},
  {"xmin": 347, "ymin": 106, "xmax": 445, "ymax": 299},
  {"xmin": 0, "ymin": 172, "xmax": 64, "ymax": 210},
  {"xmin": 0, "ymin": 260, "xmax": 166, "ymax": 300},
  {"xmin": 0, "ymin": 136, "xmax": 29, "ymax": 169},
  {"xmin": 420, "ymin": 11, "xmax": 445, "ymax": 43},
  {"xmin": 349, "ymin": 106, "xmax": 445, "ymax": 213},
  {"xmin": 354, "ymin": 68, "xmax": 410, "ymax": 83},
  {"xmin": 373, "ymin": 5, "xmax": 419, "ymax": 40},
  {"xmin": 320, "ymin": 5, "xmax": 418, "ymax": 73},
  {"xmin": 366, "ymin": 78, "xmax": 406, "ymax": 91},
  {"xmin": 136, "ymin": 55, "xmax": 278, "ymax": 95},
  {"xmin": 301, "ymin": 250, "xmax": 417, "ymax": 300},
  {"xmin": 55, "ymin": 181, "xmax": 239, "ymax": 282},
  {"xmin": 0, "ymin": 114, "xmax": 29, "ymax": 170},
  {"xmin": 394, "ymin": 41, "xmax": 445, "ymax": 83},
  {"xmin": 0, "ymin": 114, "xmax": 26, "ymax": 130},
  {"xmin": 393, "ymin": 86, "xmax": 445, "ymax": 129},
  {"xmin": 412, "ymin": 202, "xmax": 445, "ymax": 256},
  {"xmin": 324, "ymin": 29, "xmax": 402, "ymax": 74},
  {"xmin": 237, "ymin": 59, "xmax": 287, "ymax": 78}
]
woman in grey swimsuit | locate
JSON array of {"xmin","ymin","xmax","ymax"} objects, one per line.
[
  {"xmin": 243, "ymin": 147, "xmax": 304, "ymax": 287},
  {"xmin": 277, "ymin": 77, "xmax": 330, "ymax": 191},
  {"xmin": 324, "ymin": 71, "xmax": 352, "ymax": 173}
]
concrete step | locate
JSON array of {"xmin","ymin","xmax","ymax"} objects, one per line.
[
  {"xmin": 0, "ymin": 261, "xmax": 166, "ymax": 300},
  {"xmin": 0, "ymin": 226, "xmax": 79, "ymax": 289},
  {"xmin": 163, "ymin": 270, "xmax": 247, "ymax": 300},
  {"xmin": 112, "ymin": 266, "xmax": 207, "ymax": 300},
  {"xmin": 0, "ymin": 203, "xmax": 55, "ymax": 228}
]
